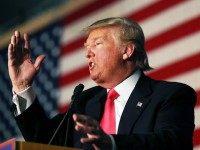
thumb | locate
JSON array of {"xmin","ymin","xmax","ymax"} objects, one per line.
[{"xmin": 34, "ymin": 55, "xmax": 45, "ymax": 71}]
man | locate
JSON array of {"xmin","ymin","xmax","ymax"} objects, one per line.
[{"xmin": 8, "ymin": 17, "xmax": 196, "ymax": 149}]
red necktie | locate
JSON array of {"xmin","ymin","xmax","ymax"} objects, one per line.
[{"xmin": 100, "ymin": 89, "xmax": 119, "ymax": 134}]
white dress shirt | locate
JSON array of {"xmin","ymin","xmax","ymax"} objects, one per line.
[
  {"xmin": 13, "ymin": 86, "xmax": 36, "ymax": 115},
  {"xmin": 111, "ymin": 70, "xmax": 141, "ymax": 133}
]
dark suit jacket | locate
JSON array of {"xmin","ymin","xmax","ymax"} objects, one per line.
[{"xmin": 15, "ymin": 73, "xmax": 197, "ymax": 150}]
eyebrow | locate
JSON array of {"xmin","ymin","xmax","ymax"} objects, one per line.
[{"xmin": 84, "ymin": 36, "xmax": 105, "ymax": 47}]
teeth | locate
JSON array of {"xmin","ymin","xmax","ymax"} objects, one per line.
[
  {"xmin": 89, "ymin": 62, "xmax": 94, "ymax": 68},
  {"xmin": 91, "ymin": 62, "xmax": 94, "ymax": 67}
]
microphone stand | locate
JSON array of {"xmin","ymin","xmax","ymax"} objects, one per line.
[{"xmin": 48, "ymin": 84, "xmax": 84, "ymax": 145}]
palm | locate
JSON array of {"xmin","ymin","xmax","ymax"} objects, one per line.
[
  {"xmin": 8, "ymin": 31, "xmax": 45, "ymax": 92},
  {"xmin": 9, "ymin": 57, "xmax": 37, "ymax": 86}
]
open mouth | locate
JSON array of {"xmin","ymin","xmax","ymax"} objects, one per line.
[{"xmin": 89, "ymin": 62, "xmax": 95, "ymax": 70}]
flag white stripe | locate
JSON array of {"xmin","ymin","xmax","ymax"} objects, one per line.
[
  {"xmin": 195, "ymin": 107, "xmax": 200, "ymax": 129},
  {"xmin": 148, "ymin": 31, "xmax": 200, "ymax": 69},
  {"xmin": 61, "ymin": 0, "xmax": 158, "ymax": 44},
  {"xmin": 59, "ymin": 47, "xmax": 86, "ymax": 75},
  {"xmin": 141, "ymin": 0, "xmax": 200, "ymax": 39},
  {"xmin": 167, "ymin": 68, "xmax": 200, "ymax": 90}
]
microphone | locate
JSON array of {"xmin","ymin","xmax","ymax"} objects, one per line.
[
  {"xmin": 48, "ymin": 84, "xmax": 84, "ymax": 145},
  {"xmin": 71, "ymin": 84, "xmax": 84, "ymax": 102}
]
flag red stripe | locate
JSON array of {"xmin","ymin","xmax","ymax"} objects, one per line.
[
  {"xmin": 59, "ymin": 66, "xmax": 89, "ymax": 87},
  {"xmin": 59, "ymin": 104, "xmax": 69, "ymax": 114},
  {"xmin": 146, "ymin": 16, "xmax": 200, "ymax": 51},
  {"xmin": 148, "ymin": 53, "xmax": 200, "ymax": 80},
  {"xmin": 128, "ymin": 0, "xmax": 185, "ymax": 22},
  {"xmin": 61, "ymin": 0, "xmax": 186, "ymax": 56},
  {"xmin": 193, "ymin": 128, "xmax": 200, "ymax": 146},
  {"xmin": 61, "ymin": 37, "xmax": 85, "ymax": 56},
  {"xmin": 62, "ymin": 0, "xmax": 116, "ymax": 25}
]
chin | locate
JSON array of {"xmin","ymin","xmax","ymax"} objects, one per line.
[
  {"xmin": 90, "ymin": 73, "xmax": 103, "ymax": 85},
  {"xmin": 90, "ymin": 74, "xmax": 99, "ymax": 82}
]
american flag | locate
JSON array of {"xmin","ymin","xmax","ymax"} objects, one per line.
[{"xmin": 0, "ymin": 0, "xmax": 199, "ymax": 149}]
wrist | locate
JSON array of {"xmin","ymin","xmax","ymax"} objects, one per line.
[{"xmin": 12, "ymin": 81, "xmax": 31, "ymax": 93}]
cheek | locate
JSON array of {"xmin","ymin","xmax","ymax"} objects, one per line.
[
  {"xmin": 95, "ymin": 49, "xmax": 110, "ymax": 64},
  {"xmin": 95, "ymin": 46, "xmax": 122, "ymax": 68}
]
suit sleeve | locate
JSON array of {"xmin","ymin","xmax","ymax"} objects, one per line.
[
  {"xmin": 15, "ymin": 98, "xmax": 69, "ymax": 145},
  {"xmin": 112, "ymin": 85, "xmax": 197, "ymax": 150}
]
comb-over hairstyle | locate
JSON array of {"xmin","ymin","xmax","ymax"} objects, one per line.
[{"xmin": 85, "ymin": 17, "xmax": 152, "ymax": 71}]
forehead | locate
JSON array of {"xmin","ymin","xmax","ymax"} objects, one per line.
[{"xmin": 85, "ymin": 27, "xmax": 120, "ymax": 43}]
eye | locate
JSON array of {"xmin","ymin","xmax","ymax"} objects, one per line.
[{"xmin": 95, "ymin": 41, "xmax": 102, "ymax": 46}]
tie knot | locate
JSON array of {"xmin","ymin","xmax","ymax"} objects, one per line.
[{"xmin": 107, "ymin": 89, "xmax": 119, "ymax": 101}]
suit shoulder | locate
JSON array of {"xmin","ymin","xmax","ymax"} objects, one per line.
[
  {"xmin": 147, "ymin": 77, "xmax": 197, "ymax": 106},
  {"xmin": 147, "ymin": 76, "xmax": 196, "ymax": 100},
  {"xmin": 150, "ymin": 77, "xmax": 195, "ymax": 93},
  {"xmin": 80, "ymin": 86, "xmax": 104, "ymax": 100}
]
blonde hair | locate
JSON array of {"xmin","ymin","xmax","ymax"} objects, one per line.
[{"xmin": 84, "ymin": 17, "xmax": 152, "ymax": 71}]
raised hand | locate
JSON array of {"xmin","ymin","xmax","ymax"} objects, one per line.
[
  {"xmin": 8, "ymin": 31, "xmax": 45, "ymax": 92},
  {"xmin": 73, "ymin": 114, "xmax": 112, "ymax": 150}
]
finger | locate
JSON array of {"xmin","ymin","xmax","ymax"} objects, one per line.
[
  {"xmin": 8, "ymin": 44, "xmax": 14, "ymax": 65},
  {"xmin": 75, "ymin": 122, "xmax": 95, "ymax": 133},
  {"xmin": 80, "ymin": 133, "xmax": 100, "ymax": 145},
  {"xmin": 23, "ymin": 33, "xmax": 30, "ymax": 58},
  {"xmin": 87, "ymin": 133, "xmax": 99, "ymax": 139},
  {"xmin": 74, "ymin": 114, "xmax": 96, "ymax": 126},
  {"xmin": 76, "ymin": 121, "xmax": 85, "ymax": 127},
  {"xmin": 76, "ymin": 114, "xmax": 87, "ymax": 124},
  {"xmin": 8, "ymin": 44, "xmax": 13, "ymax": 59},
  {"xmin": 73, "ymin": 114, "xmax": 87, "ymax": 124},
  {"xmin": 75, "ymin": 114, "xmax": 100, "ymax": 131},
  {"xmin": 11, "ymin": 35, "xmax": 16, "ymax": 45},
  {"xmin": 24, "ymin": 33, "xmax": 30, "ymax": 50},
  {"xmin": 14, "ymin": 30, "xmax": 21, "ymax": 44},
  {"xmin": 34, "ymin": 55, "xmax": 45, "ymax": 71},
  {"xmin": 73, "ymin": 114, "xmax": 78, "ymax": 121},
  {"xmin": 80, "ymin": 136, "xmax": 98, "ymax": 144},
  {"xmin": 75, "ymin": 124, "xmax": 85, "ymax": 133}
]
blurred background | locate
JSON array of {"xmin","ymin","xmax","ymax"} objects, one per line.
[{"xmin": 0, "ymin": 0, "xmax": 199, "ymax": 149}]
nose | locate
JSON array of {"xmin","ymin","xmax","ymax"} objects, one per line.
[{"xmin": 85, "ymin": 46, "xmax": 95, "ymax": 58}]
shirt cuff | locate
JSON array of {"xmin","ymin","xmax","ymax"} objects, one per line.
[
  {"xmin": 12, "ymin": 86, "xmax": 36, "ymax": 115},
  {"xmin": 109, "ymin": 135, "xmax": 116, "ymax": 150}
]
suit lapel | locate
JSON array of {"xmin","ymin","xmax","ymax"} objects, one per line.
[
  {"xmin": 85, "ymin": 88, "xmax": 107, "ymax": 122},
  {"xmin": 118, "ymin": 73, "xmax": 153, "ymax": 134}
]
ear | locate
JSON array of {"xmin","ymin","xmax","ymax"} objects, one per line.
[{"xmin": 122, "ymin": 43, "xmax": 135, "ymax": 60}]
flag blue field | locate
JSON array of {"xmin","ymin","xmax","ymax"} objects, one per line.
[{"xmin": 0, "ymin": 0, "xmax": 200, "ymax": 149}]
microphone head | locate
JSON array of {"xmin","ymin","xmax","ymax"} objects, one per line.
[{"xmin": 73, "ymin": 84, "xmax": 84, "ymax": 95}]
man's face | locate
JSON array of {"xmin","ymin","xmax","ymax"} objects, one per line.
[{"xmin": 84, "ymin": 26, "xmax": 125, "ymax": 86}]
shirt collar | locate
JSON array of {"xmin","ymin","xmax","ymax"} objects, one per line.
[{"xmin": 107, "ymin": 70, "xmax": 141, "ymax": 102}]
